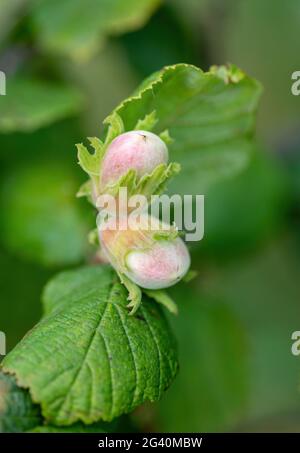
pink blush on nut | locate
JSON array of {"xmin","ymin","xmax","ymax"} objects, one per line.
[{"xmin": 101, "ymin": 130, "xmax": 168, "ymax": 186}]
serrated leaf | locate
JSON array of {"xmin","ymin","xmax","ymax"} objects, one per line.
[
  {"xmin": 29, "ymin": 419, "xmax": 119, "ymax": 433},
  {"xmin": 76, "ymin": 139, "xmax": 105, "ymax": 178},
  {"xmin": 135, "ymin": 162, "xmax": 180, "ymax": 199},
  {"xmin": 97, "ymin": 162, "xmax": 180, "ymax": 211},
  {"xmin": 117, "ymin": 271, "xmax": 142, "ymax": 315},
  {"xmin": 0, "ymin": 77, "xmax": 82, "ymax": 133},
  {"xmin": 104, "ymin": 64, "xmax": 262, "ymax": 194},
  {"xmin": 210, "ymin": 64, "xmax": 245, "ymax": 84},
  {"xmin": 30, "ymin": 424, "xmax": 106, "ymax": 433},
  {"xmin": 2, "ymin": 266, "xmax": 178, "ymax": 425},
  {"xmin": 99, "ymin": 169, "xmax": 137, "ymax": 198},
  {"xmin": 159, "ymin": 129, "xmax": 173, "ymax": 145},
  {"xmin": 29, "ymin": 0, "xmax": 161, "ymax": 61},
  {"xmin": 0, "ymin": 371, "xmax": 42, "ymax": 433}
]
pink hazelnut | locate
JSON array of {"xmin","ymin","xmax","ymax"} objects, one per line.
[
  {"xmin": 99, "ymin": 214, "xmax": 190, "ymax": 290},
  {"xmin": 100, "ymin": 130, "xmax": 168, "ymax": 187},
  {"xmin": 125, "ymin": 238, "xmax": 190, "ymax": 290}
]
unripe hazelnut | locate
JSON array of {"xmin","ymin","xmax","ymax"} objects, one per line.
[
  {"xmin": 125, "ymin": 238, "xmax": 190, "ymax": 290},
  {"xmin": 100, "ymin": 130, "xmax": 168, "ymax": 187},
  {"xmin": 99, "ymin": 214, "xmax": 190, "ymax": 290}
]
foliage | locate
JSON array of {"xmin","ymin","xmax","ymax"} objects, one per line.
[
  {"xmin": 2, "ymin": 266, "xmax": 178, "ymax": 426},
  {"xmin": 104, "ymin": 63, "xmax": 262, "ymax": 194},
  {"xmin": 0, "ymin": 77, "xmax": 82, "ymax": 133},
  {"xmin": 0, "ymin": 0, "xmax": 298, "ymax": 435},
  {"xmin": 29, "ymin": 0, "xmax": 161, "ymax": 61},
  {"xmin": 0, "ymin": 371, "xmax": 41, "ymax": 433}
]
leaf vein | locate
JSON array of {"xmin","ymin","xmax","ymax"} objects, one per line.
[
  {"xmin": 54, "ymin": 281, "xmax": 115, "ymax": 421},
  {"xmin": 113, "ymin": 304, "xmax": 139, "ymax": 408},
  {"xmin": 141, "ymin": 306, "xmax": 162, "ymax": 399}
]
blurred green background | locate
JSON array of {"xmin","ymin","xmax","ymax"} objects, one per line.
[{"xmin": 0, "ymin": 0, "xmax": 300, "ymax": 432}]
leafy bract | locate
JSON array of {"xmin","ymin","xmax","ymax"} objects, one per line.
[
  {"xmin": 0, "ymin": 371, "xmax": 42, "ymax": 433},
  {"xmin": 77, "ymin": 113, "xmax": 180, "ymax": 202},
  {"xmin": 2, "ymin": 266, "xmax": 178, "ymax": 425},
  {"xmin": 97, "ymin": 162, "xmax": 180, "ymax": 201},
  {"xmin": 30, "ymin": 0, "xmax": 161, "ymax": 61},
  {"xmin": 102, "ymin": 64, "xmax": 262, "ymax": 194},
  {"xmin": 0, "ymin": 77, "xmax": 82, "ymax": 133}
]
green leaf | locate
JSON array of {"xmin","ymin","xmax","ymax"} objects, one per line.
[
  {"xmin": 99, "ymin": 169, "xmax": 137, "ymax": 198},
  {"xmin": 30, "ymin": 419, "xmax": 119, "ymax": 433},
  {"xmin": 76, "ymin": 137, "xmax": 105, "ymax": 178},
  {"xmin": 76, "ymin": 114, "xmax": 124, "ymax": 190},
  {"xmin": 103, "ymin": 63, "xmax": 262, "ymax": 194},
  {"xmin": 0, "ymin": 160, "xmax": 93, "ymax": 267},
  {"xmin": 2, "ymin": 265, "xmax": 178, "ymax": 425},
  {"xmin": 30, "ymin": 424, "xmax": 106, "ymax": 433},
  {"xmin": 97, "ymin": 162, "xmax": 180, "ymax": 202},
  {"xmin": 0, "ymin": 371, "xmax": 42, "ymax": 433},
  {"xmin": 120, "ymin": 3, "xmax": 198, "ymax": 79},
  {"xmin": 159, "ymin": 129, "xmax": 173, "ymax": 145},
  {"xmin": 210, "ymin": 64, "xmax": 245, "ymax": 84},
  {"xmin": 103, "ymin": 112, "xmax": 125, "ymax": 145},
  {"xmin": 135, "ymin": 162, "xmax": 180, "ymax": 198},
  {"xmin": 30, "ymin": 0, "xmax": 161, "ymax": 61},
  {"xmin": 0, "ymin": 77, "xmax": 83, "ymax": 133},
  {"xmin": 117, "ymin": 271, "xmax": 142, "ymax": 316}
]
